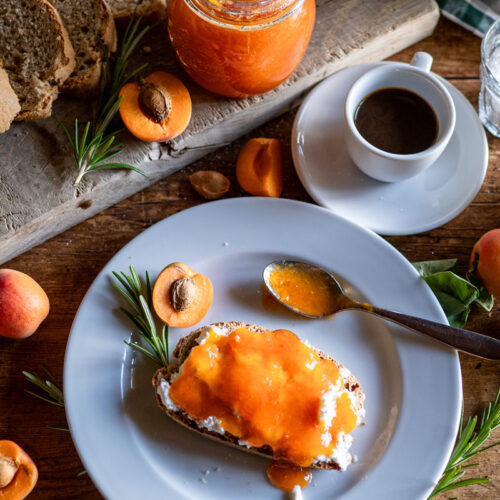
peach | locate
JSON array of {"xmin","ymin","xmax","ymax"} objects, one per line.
[
  {"xmin": 0, "ymin": 269, "xmax": 49, "ymax": 339},
  {"xmin": 470, "ymin": 229, "xmax": 500, "ymax": 296}
]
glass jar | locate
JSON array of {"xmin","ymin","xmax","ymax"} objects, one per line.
[
  {"xmin": 167, "ymin": 0, "xmax": 316, "ymax": 98},
  {"xmin": 479, "ymin": 17, "xmax": 500, "ymax": 137}
]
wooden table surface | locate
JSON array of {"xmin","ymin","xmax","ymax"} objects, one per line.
[{"xmin": 1, "ymin": 16, "xmax": 499, "ymax": 500}]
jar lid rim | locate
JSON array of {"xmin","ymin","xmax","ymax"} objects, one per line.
[{"xmin": 187, "ymin": 0, "xmax": 304, "ymax": 29}]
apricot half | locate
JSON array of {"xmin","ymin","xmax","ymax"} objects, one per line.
[
  {"xmin": 119, "ymin": 71, "xmax": 191, "ymax": 142},
  {"xmin": 0, "ymin": 269, "xmax": 49, "ymax": 339},
  {"xmin": 0, "ymin": 440, "xmax": 38, "ymax": 499},
  {"xmin": 153, "ymin": 262, "xmax": 213, "ymax": 328},
  {"xmin": 236, "ymin": 138, "xmax": 283, "ymax": 197},
  {"xmin": 470, "ymin": 228, "xmax": 500, "ymax": 296}
]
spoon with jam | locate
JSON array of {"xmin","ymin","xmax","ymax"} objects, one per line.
[{"xmin": 263, "ymin": 260, "xmax": 500, "ymax": 360}]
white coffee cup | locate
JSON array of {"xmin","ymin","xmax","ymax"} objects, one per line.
[{"xmin": 344, "ymin": 52, "xmax": 456, "ymax": 183}]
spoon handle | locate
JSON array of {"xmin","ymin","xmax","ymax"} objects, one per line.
[{"xmin": 371, "ymin": 306, "xmax": 500, "ymax": 360}]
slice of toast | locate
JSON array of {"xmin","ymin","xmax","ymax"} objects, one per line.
[
  {"xmin": 0, "ymin": 0, "xmax": 75, "ymax": 121},
  {"xmin": 47, "ymin": 0, "xmax": 117, "ymax": 98},
  {"xmin": 153, "ymin": 322, "xmax": 365, "ymax": 470}
]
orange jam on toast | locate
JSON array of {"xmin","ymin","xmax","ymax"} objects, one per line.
[
  {"xmin": 266, "ymin": 461, "xmax": 312, "ymax": 492},
  {"xmin": 169, "ymin": 327, "xmax": 359, "ymax": 466}
]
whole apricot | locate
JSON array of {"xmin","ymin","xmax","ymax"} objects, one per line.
[
  {"xmin": 0, "ymin": 269, "xmax": 49, "ymax": 339},
  {"xmin": 470, "ymin": 229, "xmax": 500, "ymax": 296}
]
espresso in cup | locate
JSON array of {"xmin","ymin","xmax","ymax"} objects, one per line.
[
  {"xmin": 354, "ymin": 87, "xmax": 438, "ymax": 155},
  {"xmin": 344, "ymin": 52, "xmax": 456, "ymax": 182}
]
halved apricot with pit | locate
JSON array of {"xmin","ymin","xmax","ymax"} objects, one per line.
[
  {"xmin": 119, "ymin": 71, "xmax": 191, "ymax": 142},
  {"xmin": 0, "ymin": 440, "xmax": 38, "ymax": 499},
  {"xmin": 152, "ymin": 262, "xmax": 213, "ymax": 328}
]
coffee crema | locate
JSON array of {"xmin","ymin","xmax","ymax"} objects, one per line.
[{"xmin": 354, "ymin": 87, "xmax": 438, "ymax": 155}]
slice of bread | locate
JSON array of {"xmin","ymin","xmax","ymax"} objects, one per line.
[
  {"xmin": 0, "ymin": 63, "xmax": 20, "ymax": 134},
  {"xmin": 47, "ymin": 0, "xmax": 117, "ymax": 98},
  {"xmin": 106, "ymin": 0, "xmax": 167, "ymax": 23},
  {"xmin": 0, "ymin": 0, "xmax": 75, "ymax": 121},
  {"xmin": 153, "ymin": 322, "xmax": 365, "ymax": 470}
]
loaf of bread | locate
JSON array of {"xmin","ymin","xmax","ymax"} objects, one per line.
[
  {"xmin": 107, "ymin": 0, "xmax": 167, "ymax": 22},
  {"xmin": 0, "ymin": 63, "xmax": 20, "ymax": 134},
  {"xmin": 153, "ymin": 322, "xmax": 365, "ymax": 471},
  {"xmin": 0, "ymin": 0, "xmax": 75, "ymax": 121},
  {"xmin": 47, "ymin": 0, "xmax": 117, "ymax": 98}
]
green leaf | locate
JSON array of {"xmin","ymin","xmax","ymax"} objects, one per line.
[
  {"xmin": 86, "ymin": 163, "xmax": 148, "ymax": 177},
  {"xmin": 124, "ymin": 340, "xmax": 162, "ymax": 365},
  {"xmin": 467, "ymin": 272, "xmax": 495, "ymax": 312},
  {"xmin": 431, "ymin": 289, "xmax": 470, "ymax": 328},
  {"xmin": 449, "ymin": 416, "xmax": 477, "ymax": 464},
  {"xmin": 437, "ymin": 476, "xmax": 490, "ymax": 494},
  {"xmin": 79, "ymin": 122, "xmax": 91, "ymax": 160},
  {"xmin": 422, "ymin": 271, "xmax": 479, "ymax": 328},
  {"xmin": 413, "ymin": 259, "xmax": 458, "ymax": 277},
  {"xmin": 23, "ymin": 369, "xmax": 64, "ymax": 407},
  {"xmin": 24, "ymin": 390, "xmax": 64, "ymax": 407},
  {"xmin": 91, "ymin": 135, "xmax": 116, "ymax": 162},
  {"xmin": 89, "ymin": 148, "xmax": 122, "ymax": 167},
  {"xmin": 414, "ymin": 258, "xmax": 495, "ymax": 327},
  {"xmin": 146, "ymin": 271, "xmax": 152, "ymax": 308},
  {"xmin": 423, "ymin": 272, "xmax": 479, "ymax": 306}
]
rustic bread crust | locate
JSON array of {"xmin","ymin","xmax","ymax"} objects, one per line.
[
  {"xmin": 51, "ymin": 4, "xmax": 76, "ymax": 86},
  {"xmin": 53, "ymin": 0, "xmax": 117, "ymax": 98},
  {"xmin": 153, "ymin": 322, "xmax": 364, "ymax": 470}
]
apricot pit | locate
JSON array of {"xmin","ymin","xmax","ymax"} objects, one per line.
[
  {"xmin": 0, "ymin": 458, "xmax": 17, "ymax": 489},
  {"xmin": 189, "ymin": 170, "xmax": 230, "ymax": 200},
  {"xmin": 138, "ymin": 82, "xmax": 172, "ymax": 123},
  {"xmin": 170, "ymin": 277, "xmax": 195, "ymax": 311}
]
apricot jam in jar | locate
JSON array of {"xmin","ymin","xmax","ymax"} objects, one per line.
[{"xmin": 167, "ymin": 0, "xmax": 316, "ymax": 97}]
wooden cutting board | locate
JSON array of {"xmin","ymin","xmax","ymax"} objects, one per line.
[{"xmin": 0, "ymin": 0, "xmax": 439, "ymax": 264}]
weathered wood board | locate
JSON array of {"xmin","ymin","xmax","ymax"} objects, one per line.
[{"xmin": 0, "ymin": 0, "xmax": 439, "ymax": 264}]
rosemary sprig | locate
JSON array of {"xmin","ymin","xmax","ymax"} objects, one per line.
[
  {"xmin": 23, "ymin": 369, "xmax": 86, "ymax": 474},
  {"xmin": 112, "ymin": 266, "xmax": 169, "ymax": 366},
  {"xmin": 23, "ymin": 367, "xmax": 64, "ymax": 407},
  {"xmin": 430, "ymin": 388, "xmax": 500, "ymax": 498},
  {"xmin": 55, "ymin": 15, "xmax": 153, "ymax": 186}
]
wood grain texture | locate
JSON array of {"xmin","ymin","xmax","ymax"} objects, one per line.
[
  {"xmin": 0, "ymin": 0, "xmax": 439, "ymax": 264},
  {"xmin": 0, "ymin": 15, "xmax": 498, "ymax": 500}
]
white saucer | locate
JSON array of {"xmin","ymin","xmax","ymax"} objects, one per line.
[{"xmin": 292, "ymin": 62, "xmax": 488, "ymax": 235}]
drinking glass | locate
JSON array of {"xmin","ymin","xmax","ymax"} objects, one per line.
[{"xmin": 479, "ymin": 17, "xmax": 500, "ymax": 136}]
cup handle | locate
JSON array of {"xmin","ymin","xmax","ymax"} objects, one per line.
[{"xmin": 411, "ymin": 52, "xmax": 433, "ymax": 72}]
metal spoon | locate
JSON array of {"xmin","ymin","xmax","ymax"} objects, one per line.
[{"xmin": 263, "ymin": 260, "xmax": 500, "ymax": 360}]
